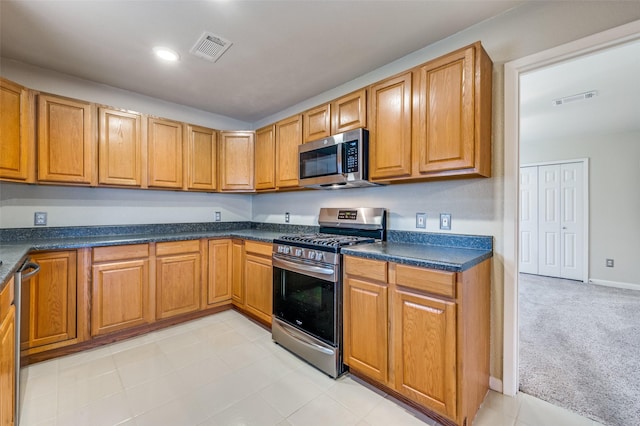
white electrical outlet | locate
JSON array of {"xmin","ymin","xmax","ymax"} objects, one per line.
[
  {"xmin": 440, "ymin": 213, "xmax": 451, "ymax": 230},
  {"xmin": 416, "ymin": 213, "xmax": 426, "ymax": 229},
  {"xmin": 215, "ymin": 211, "xmax": 221, "ymax": 222},
  {"xmin": 34, "ymin": 212, "xmax": 47, "ymax": 226},
  {"xmin": 285, "ymin": 212, "xmax": 290, "ymax": 223}
]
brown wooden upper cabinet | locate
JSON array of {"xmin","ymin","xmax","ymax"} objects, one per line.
[
  {"xmin": 98, "ymin": 107, "xmax": 145, "ymax": 187},
  {"xmin": 414, "ymin": 42, "xmax": 492, "ymax": 178},
  {"xmin": 254, "ymin": 125, "xmax": 276, "ymax": 191},
  {"xmin": 184, "ymin": 124, "xmax": 217, "ymax": 191},
  {"xmin": 368, "ymin": 72, "xmax": 413, "ymax": 180},
  {"xmin": 275, "ymin": 114, "xmax": 301, "ymax": 189},
  {"xmin": 302, "ymin": 89, "xmax": 367, "ymax": 143},
  {"xmin": 369, "ymin": 41, "xmax": 492, "ymax": 182},
  {"xmin": 147, "ymin": 117, "xmax": 184, "ymax": 189},
  {"xmin": 219, "ymin": 131, "xmax": 255, "ymax": 192},
  {"xmin": 0, "ymin": 78, "xmax": 35, "ymax": 183},
  {"xmin": 37, "ymin": 93, "xmax": 96, "ymax": 185}
]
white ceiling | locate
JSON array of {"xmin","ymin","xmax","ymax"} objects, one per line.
[
  {"xmin": 520, "ymin": 40, "xmax": 640, "ymax": 145},
  {"xmin": 0, "ymin": 0, "xmax": 523, "ymax": 123}
]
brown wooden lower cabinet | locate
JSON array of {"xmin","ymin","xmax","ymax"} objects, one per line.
[
  {"xmin": 156, "ymin": 240, "xmax": 202, "ymax": 319},
  {"xmin": 91, "ymin": 244, "xmax": 152, "ymax": 336},
  {"xmin": 231, "ymin": 240, "xmax": 245, "ymax": 307},
  {"xmin": 0, "ymin": 277, "xmax": 16, "ymax": 426},
  {"xmin": 242, "ymin": 241, "xmax": 272, "ymax": 325},
  {"xmin": 21, "ymin": 250, "xmax": 78, "ymax": 352},
  {"xmin": 343, "ymin": 255, "xmax": 491, "ymax": 426},
  {"xmin": 206, "ymin": 239, "xmax": 232, "ymax": 306}
]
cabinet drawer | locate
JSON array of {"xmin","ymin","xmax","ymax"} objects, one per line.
[
  {"xmin": 394, "ymin": 263, "xmax": 455, "ymax": 298},
  {"xmin": 245, "ymin": 240, "xmax": 272, "ymax": 257},
  {"xmin": 344, "ymin": 256, "xmax": 387, "ymax": 282},
  {"xmin": 156, "ymin": 240, "xmax": 200, "ymax": 256},
  {"xmin": 93, "ymin": 244, "xmax": 149, "ymax": 263},
  {"xmin": 0, "ymin": 277, "xmax": 14, "ymax": 322}
]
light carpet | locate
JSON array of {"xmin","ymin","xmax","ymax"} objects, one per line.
[{"xmin": 518, "ymin": 273, "xmax": 640, "ymax": 426}]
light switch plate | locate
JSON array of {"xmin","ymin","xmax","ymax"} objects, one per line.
[
  {"xmin": 440, "ymin": 213, "xmax": 451, "ymax": 230},
  {"xmin": 416, "ymin": 213, "xmax": 426, "ymax": 229},
  {"xmin": 34, "ymin": 212, "xmax": 47, "ymax": 226}
]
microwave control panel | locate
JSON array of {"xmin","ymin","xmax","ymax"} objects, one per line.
[{"xmin": 344, "ymin": 141, "xmax": 359, "ymax": 173}]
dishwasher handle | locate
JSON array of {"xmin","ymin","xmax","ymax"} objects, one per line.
[{"xmin": 20, "ymin": 262, "xmax": 40, "ymax": 280}]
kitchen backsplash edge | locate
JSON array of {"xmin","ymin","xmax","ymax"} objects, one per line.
[{"xmin": 1, "ymin": 223, "xmax": 492, "ymax": 250}]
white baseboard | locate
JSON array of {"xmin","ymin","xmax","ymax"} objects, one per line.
[
  {"xmin": 489, "ymin": 376, "xmax": 503, "ymax": 393},
  {"xmin": 589, "ymin": 278, "xmax": 640, "ymax": 291}
]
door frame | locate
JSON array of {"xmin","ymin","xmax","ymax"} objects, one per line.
[
  {"xmin": 502, "ymin": 20, "xmax": 640, "ymax": 396},
  {"xmin": 520, "ymin": 158, "xmax": 589, "ymax": 283}
]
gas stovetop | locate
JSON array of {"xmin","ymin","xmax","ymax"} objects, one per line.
[{"xmin": 276, "ymin": 233, "xmax": 375, "ymax": 248}]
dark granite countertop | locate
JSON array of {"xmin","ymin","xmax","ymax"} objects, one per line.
[
  {"xmin": 341, "ymin": 241, "xmax": 492, "ymax": 272},
  {"xmin": 0, "ymin": 223, "xmax": 493, "ymax": 290}
]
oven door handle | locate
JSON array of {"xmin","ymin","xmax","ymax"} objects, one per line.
[
  {"xmin": 272, "ymin": 255, "xmax": 335, "ymax": 279},
  {"xmin": 277, "ymin": 321, "xmax": 335, "ymax": 355}
]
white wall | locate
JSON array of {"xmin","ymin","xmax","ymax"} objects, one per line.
[
  {"xmin": 0, "ymin": 59, "xmax": 251, "ymax": 131},
  {"xmin": 521, "ymin": 131, "xmax": 640, "ymax": 286},
  {"xmin": 2, "ymin": 1, "xmax": 640, "ymax": 384},
  {"xmin": 0, "ymin": 182, "xmax": 252, "ymax": 228}
]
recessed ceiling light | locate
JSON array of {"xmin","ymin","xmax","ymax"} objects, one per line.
[{"xmin": 153, "ymin": 46, "xmax": 180, "ymax": 62}]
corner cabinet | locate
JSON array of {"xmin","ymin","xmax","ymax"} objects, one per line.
[
  {"xmin": 0, "ymin": 78, "xmax": 35, "ymax": 183},
  {"xmin": 343, "ymin": 255, "xmax": 491, "ymax": 426},
  {"xmin": 219, "ymin": 131, "xmax": 255, "ymax": 192},
  {"xmin": 37, "ymin": 93, "xmax": 96, "ymax": 185}
]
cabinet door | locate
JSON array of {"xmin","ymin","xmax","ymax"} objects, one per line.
[
  {"xmin": 244, "ymin": 253, "xmax": 272, "ymax": 325},
  {"xmin": 219, "ymin": 131, "xmax": 255, "ymax": 191},
  {"xmin": 368, "ymin": 72, "xmax": 412, "ymax": 180},
  {"xmin": 38, "ymin": 94, "xmax": 95, "ymax": 184},
  {"xmin": 393, "ymin": 289, "xmax": 457, "ymax": 419},
  {"xmin": 148, "ymin": 117, "xmax": 183, "ymax": 188},
  {"xmin": 185, "ymin": 124, "xmax": 217, "ymax": 191},
  {"xmin": 0, "ymin": 78, "xmax": 35, "ymax": 182},
  {"xmin": 21, "ymin": 251, "xmax": 77, "ymax": 350},
  {"xmin": 343, "ymin": 276, "xmax": 388, "ymax": 383},
  {"xmin": 416, "ymin": 46, "xmax": 475, "ymax": 174},
  {"xmin": 275, "ymin": 115, "xmax": 302, "ymax": 189},
  {"xmin": 332, "ymin": 89, "xmax": 367, "ymax": 134},
  {"xmin": 255, "ymin": 125, "xmax": 276, "ymax": 190},
  {"xmin": 98, "ymin": 107, "xmax": 143, "ymax": 187},
  {"xmin": 303, "ymin": 104, "xmax": 331, "ymax": 143},
  {"xmin": 207, "ymin": 239, "xmax": 232, "ymax": 306},
  {"xmin": 156, "ymin": 251, "xmax": 201, "ymax": 319},
  {"xmin": 91, "ymin": 259, "xmax": 151, "ymax": 336},
  {"xmin": 231, "ymin": 240, "xmax": 244, "ymax": 307},
  {"xmin": 0, "ymin": 306, "xmax": 15, "ymax": 426}
]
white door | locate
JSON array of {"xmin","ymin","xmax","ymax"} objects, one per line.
[
  {"xmin": 519, "ymin": 167, "xmax": 539, "ymax": 274},
  {"xmin": 559, "ymin": 162, "xmax": 584, "ymax": 280},
  {"xmin": 519, "ymin": 161, "xmax": 585, "ymax": 281},
  {"xmin": 538, "ymin": 165, "xmax": 562, "ymax": 277}
]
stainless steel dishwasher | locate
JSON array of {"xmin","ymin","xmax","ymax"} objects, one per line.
[{"xmin": 14, "ymin": 259, "xmax": 40, "ymax": 425}]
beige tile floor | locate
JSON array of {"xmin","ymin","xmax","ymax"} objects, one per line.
[{"xmin": 18, "ymin": 309, "xmax": 602, "ymax": 426}]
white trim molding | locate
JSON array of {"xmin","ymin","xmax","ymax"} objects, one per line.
[
  {"xmin": 489, "ymin": 376, "xmax": 503, "ymax": 393},
  {"xmin": 503, "ymin": 19, "xmax": 640, "ymax": 397},
  {"xmin": 589, "ymin": 279, "xmax": 640, "ymax": 291}
]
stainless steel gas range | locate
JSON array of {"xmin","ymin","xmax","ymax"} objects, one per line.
[{"xmin": 272, "ymin": 207, "xmax": 386, "ymax": 378}]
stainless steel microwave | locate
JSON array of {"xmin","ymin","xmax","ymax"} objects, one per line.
[{"xmin": 298, "ymin": 128, "xmax": 378, "ymax": 189}]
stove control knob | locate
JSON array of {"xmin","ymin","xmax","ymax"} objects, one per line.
[
  {"xmin": 295, "ymin": 248, "xmax": 302, "ymax": 257},
  {"xmin": 308, "ymin": 251, "xmax": 315, "ymax": 260},
  {"xmin": 315, "ymin": 251, "xmax": 323, "ymax": 261}
]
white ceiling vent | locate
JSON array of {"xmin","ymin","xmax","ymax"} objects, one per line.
[
  {"xmin": 190, "ymin": 32, "xmax": 232, "ymax": 63},
  {"xmin": 552, "ymin": 90, "xmax": 598, "ymax": 106}
]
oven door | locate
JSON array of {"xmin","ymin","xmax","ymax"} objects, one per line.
[{"xmin": 272, "ymin": 254, "xmax": 338, "ymax": 345}]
